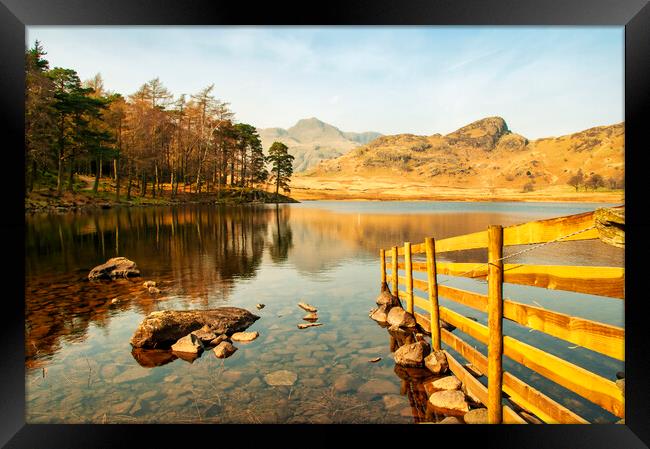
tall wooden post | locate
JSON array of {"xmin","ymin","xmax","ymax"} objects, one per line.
[
  {"xmin": 404, "ymin": 242, "xmax": 414, "ymax": 314},
  {"xmin": 487, "ymin": 225, "xmax": 504, "ymax": 424},
  {"xmin": 425, "ymin": 237, "xmax": 441, "ymax": 350},
  {"xmin": 380, "ymin": 249, "xmax": 387, "ymax": 286},
  {"xmin": 391, "ymin": 245, "xmax": 399, "ymax": 295}
]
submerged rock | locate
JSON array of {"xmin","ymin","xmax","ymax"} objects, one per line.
[
  {"xmin": 130, "ymin": 307, "xmax": 259, "ymax": 348},
  {"xmin": 171, "ymin": 333, "xmax": 204, "ymax": 354},
  {"xmin": 303, "ymin": 312, "xmax": 319, "ymax": 321},
  {"xmin": 256, "ymin": 304, "xmax": 265, "ymax": 310},
  {"xmin": 148, "ymin": 286, "xmax": 161, "ymax": 294},
  {"xmin": 428, "ymin": 390, "xmax": 470, "ymax": 416},
  {"xmin": 143, "ymin": 281, "xmax": 156, "ymax": 288},
  {"xmin": 394, "ymin": 341, "xmax": 430, "ymax": 367},
  {"xmin": 231, "ymin": 331, "xmax": 259, "ymax": 342},
  {"xmin": 387, "ymin": 307, "xmax": 417, "ymax": 329},
  {"xmin": 213, "ymin": 341, "xmax": 238, "ymax": 359},
  {"xmin": 333, "ymin": 374, "xmax": 363, "ymax": 393},
  {"xmin": 394, "ymin": 365, "xmax": 435, "ymax": 382},
  {"xmin": 264, "ymin": 370, "xmax": 297, "ymax": 386},
  {"xmin": 88, "ymin": 257, "xmax": 141, "ymax": 280},
  {"xmin": 424, "ymin": 350, "xmax": 449, "ymax": 375},
  {"xmin": 298, "ymin": 323, "xmax": 323, "ymax": 329}
]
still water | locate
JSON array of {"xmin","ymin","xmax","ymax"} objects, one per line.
[{"xmin": 25, "ymin": 201, "xmax": 624, "ymax": 423}]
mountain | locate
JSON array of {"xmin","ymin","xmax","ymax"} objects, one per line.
[
  {"xmin": 304, "ymin": 116, "xmax": 624, "ymax": 192},
  {"xmin": 257, "ymin": 118, "xmax": 382, "ymax": 172}
]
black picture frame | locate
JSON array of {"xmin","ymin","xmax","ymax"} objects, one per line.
[{"xmin": 2, "ymin": 0, "xmax": 648, "ymax": 447}]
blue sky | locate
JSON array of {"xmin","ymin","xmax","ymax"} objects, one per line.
[{"xmin": 27, "ymin": 26, "xmax": 623, "ymax": 138}]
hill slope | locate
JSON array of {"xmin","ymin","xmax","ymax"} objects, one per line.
[
  {"xmin": 257, "ymin": 118, "xmax": 382, "ymax": 172},
  {"xmin": 302, "ymin": 117, "xmax": 624, "ymax": 195}
]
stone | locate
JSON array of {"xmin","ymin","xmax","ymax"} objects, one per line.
[
  {"xmin": 424, "ymin": 350, "xmax": 449, "ymax": 375},
  {"xmin": 388, "ymin": 324, "xmax": 415, "ymax": 345},
  {"xmin": 231, "ymin": 331, "xmax": 259, "ymax": 342},
  {"xmin": 256, "ymin": 304, "xmax": 265, "ymax": 310},
  {"xmin": 191, "ymin": 325, "xmax": 218, "ymax": 344},
  {"xmin": 213, "ymin": 341, "xmax": 238, "ymax": 358},
  {"xmin": 333, "ymin": 374, "xmax": 363, "ymax": 393},
  {"xmin": 428, "ymin": 390, "xmax": 470, "ymax": 416},
  {"xmin": 130, "ymin": 307, "xmax": 259, "ymax": 348},
  {"xmin": 171, "ymin": 333, "xmax": 204, "ymax": 354},
  {"xmin": 386, "ymin": 307, "xmax": 417, "ymax": 329},
  {"xmin": 376, "ymin": 288, "xmax": 400, "ymax": 308},
  {"xmin": 148, "ymin": 287, "xmax": 161, "ymax": 294},
  {"xmin": 464, "ymin": 408, "xmax": 488, "ymax": 424},
  {"xmin": 369, "ymin": 306, "xmax": 389, "ymax": 324},
  {"xmin": 464, "ymin": 363, "xmax": 484, "ymax": 378},
  {"xmin": 430, "ymin": 375, "xmax": 461, "ymax": 391},
  {"xmin": 88, "ymin": 257, "xmax": 140, "ymax": 280},
  {"xmin": 298, "ymin": 323, "xmax": 323, "ymax": 329},
  {"xmin": 303, "ymin": 313, "xmax": 319, "ymax": 321},
  {"xmin": 438, "ymin": 416, "xmax": 463, "ymax": 424},
  {"xmin": 394, "ymin": 341, "xmax": 431, "ymax": 367},
  {"xmin": 298, "ymin": 302, "xmax": 317, "ymax": 313},
  {"xmin": 369, "ymin": 357, "xmax": 382, "ymax": 363},
  {"xmin": 143, "ymin": 281, "xmax": 156, "ymax": 288},
  {"xmin": 358, "ymin": 379, "xmax": 400, "ymax": 398},
  {"xmin": 394, "ymin": 365, "xmax": 435, "ymax": 382},
  {"xmin": 616, "ymin": 371, "xmax": 625, "ymax": 380},
  {"xmin": 616, "ymin": 378, "xmax": 625, "ymax": 393},
  {"xmin": 264, "ymin": 370, "xmax": 297, "ymax": 386},
  {"xmin": 212, "ymin": 334, "xmax": 230, "ymax": 346}
]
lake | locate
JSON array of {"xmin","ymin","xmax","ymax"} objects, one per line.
[{"xmin": 25, "ymin": 200, "xmax": 624, "ymax": 424}]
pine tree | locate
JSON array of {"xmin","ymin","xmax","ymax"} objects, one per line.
[{"xmin": 266, "ymin": 142, "xmax": 294, "ymax": 199}]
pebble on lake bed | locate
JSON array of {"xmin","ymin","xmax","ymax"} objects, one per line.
[
  {"xmin": 148, "ymin": 286, "xmax": 160, "ymax": 294},
  {"xmin": 256, "ymin": 304, "xmax": 265, "ymax": 310}
]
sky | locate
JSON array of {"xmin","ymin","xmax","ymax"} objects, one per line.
[{"xmin": 27, "ymin": 26, "xmax": 624, "ymax": 138}]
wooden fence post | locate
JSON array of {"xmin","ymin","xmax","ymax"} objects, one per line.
[
  {"xmin": 425, "ymin": 237, "xmax": 441, "ymax": 350},
  {"xmin": 380, "ymin": 249, "xmax": 387, "ymax": 287},
  {"xmin": 392, "ymin": 245, "xmax": 399, "ymax": 295},
  {"xmin": 404, "ymin": 242, "xmax": 414, "ymax": 314},
  {"xmin": 487, "ymin": 225, "xmax": 504, "ymax": 424}
]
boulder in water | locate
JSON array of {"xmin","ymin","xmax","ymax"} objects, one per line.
[
  {"xmin": 130, "ymin": 307, "xmax": 259, "ymax": 349},
  {"xmin": 88, "ymin": 257, "xmax": 141, "ymax": 280}
]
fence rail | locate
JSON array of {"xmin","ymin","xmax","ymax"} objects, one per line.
[{"xmin": 379, "ymin": 206, "xmax": 624, "ymax": 424}]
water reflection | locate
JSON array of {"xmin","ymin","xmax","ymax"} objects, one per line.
[{"xmin": 25, "ymin": 201, "xmax": 624, "ymax": 424}]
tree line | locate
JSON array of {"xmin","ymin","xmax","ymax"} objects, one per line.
[{"xmin": 25, "ymin": 41, "xmax": 294, "ymax": 201}]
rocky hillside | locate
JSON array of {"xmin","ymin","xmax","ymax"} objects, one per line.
[
  {"xmin": 306, "ymin": 117, "xmax": 624, "ymax": 190},
  {"xmin": 258, "ymin": 118, "xmax": 382, "ymax": 172}
]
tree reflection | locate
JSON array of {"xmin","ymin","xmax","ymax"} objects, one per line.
[{"xmin": 269, "ymin": 204, "xmax": 293, "ymax": 262}]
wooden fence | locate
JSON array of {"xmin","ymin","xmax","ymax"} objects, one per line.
[{"xmin": 380, "ymin": 207, "xmax": 625, "ymax": 424}]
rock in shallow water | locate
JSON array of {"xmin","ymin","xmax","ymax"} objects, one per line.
[
  {"xmin": 213, "ymin": 341, "xmax": 238, "ymax": 359},
  {"xmin": 191, "ymin": 325, "xmax": 218, "ymax": 344},
  {"xmin": 369, "ymin": 306, "xmax": 389, "ymax": 324},
  {"xmin": 130, "ymin": 307, "xmax": 259, "ymax": 348},
  {"xmin": 171, "ymin": 333, "xmax": 204, "ymax": 354},
  {"xmin": 394, "ymin": 341, "xmax": 430, "ymax": 367},
  {"xmin": 424, "ymin": 350, "xmax": 449, "ymax": 375},
  {"xmin": 429, "ymin": 375, "xmax": 461, "ymax": 392},
  {"xmin": 88, "ymin": 257, "xmax": 140, "ymax": 280},
  {"xmin": 428, "ymin": 390, "xmax": 470, "ymax": 416},
  {"xmin": 387, "ymin": 307, "xmax": 417, "ymax": 329},
  {"xmin": 298, "ymin": 302, "xmax": 317, "ymax": 313},
  {"xmin": 231, "ymin": 331, "xmax": 259, "ymax": 342},
  {"xmin": 264, "ymin": 370, "xmax": 297, "ymax": 386}
]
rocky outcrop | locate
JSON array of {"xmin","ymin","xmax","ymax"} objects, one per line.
[
  {"xmin": 496, "ymin": 133, "xmax": 528, "ymax": 152},
  {"xmin": 130, "ymin": 308, "xmax": 259, "ymax": 348},
  {"xmin": 394, "ymin": 340, "xmax": 431, "ymax": 367},
  {"xmin": 88, "ymin": 257, "xmax": 141, "ymax": 280},
  {"xmin": 444, "ymin": 117, "xmax": 509, "ymax": 151}
]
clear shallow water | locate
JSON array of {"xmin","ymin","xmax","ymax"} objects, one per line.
[{"xmin": 25, "ymin": 201, "xmax": 624, "ymax": 423}]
